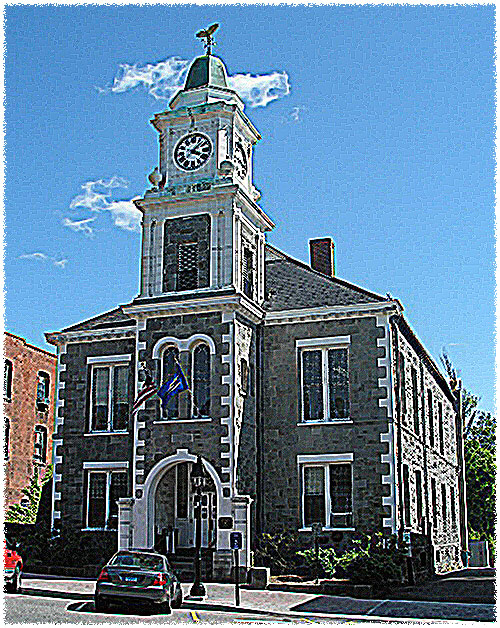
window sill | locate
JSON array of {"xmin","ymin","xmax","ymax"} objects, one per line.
[
  {"xmin": 298, "ymin": 527, "xmax": 356, "ymax": 533},
  {"xmin": 84, "ymin": 431, "xmax": 129, "ymax": 436},
  {"xmin": 81, "ymin": 528, "xmax": 118, "ymax": 532},
  {"xmin": 153, "ymin": 418, "xmax": 212, "ymax": 425},
  {"xmin": 298, "ymin": 420, "xmax": 353, "ymax": 426}
]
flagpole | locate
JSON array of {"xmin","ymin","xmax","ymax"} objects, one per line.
[{"xmin": 173, "ymin": 355, "xmax": 202, "ymax": 418}]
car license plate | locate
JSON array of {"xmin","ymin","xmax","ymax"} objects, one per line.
[{"xmin": 125, "ymin": 575, "xmax": 138, "ymax": 582}]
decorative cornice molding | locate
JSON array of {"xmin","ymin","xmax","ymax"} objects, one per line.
[
  {"xmin": 264, "ymin": 301, "xmax": 402, "ymax": 326},
  {"xmin": 46, "ymin": 326, "xmax": 136, "ymax": 346}
]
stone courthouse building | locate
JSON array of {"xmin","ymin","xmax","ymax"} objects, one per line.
[{"xmin": 46, "ymin": 37, "xmax": 467, "ymax": 579}]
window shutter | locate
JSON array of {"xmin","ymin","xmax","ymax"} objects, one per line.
[{"xmin": 177, "ymin": 242, "xmax": 199, "ymax": 291}]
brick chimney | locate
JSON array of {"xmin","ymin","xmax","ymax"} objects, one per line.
[{"xmin": 309, "ymin": 237, "xmax": 335, "ymax": 277}]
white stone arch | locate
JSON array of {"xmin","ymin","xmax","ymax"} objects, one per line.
[
  {"xmin": 186, "ymin": 334, "xmax": 216, "ymax": 354},
  {"xmin": 152, "ymin": 334, "xmax": 216, "ymax": 359},
  {"xmin": 137, "ymin": 449, "xmax": 228, "ymax": 548},
  {"xmin": 152, "ymin": 336, "xmax": 180, "ymax": 359}
]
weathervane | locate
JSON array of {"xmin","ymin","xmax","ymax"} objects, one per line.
[{"xmin": 196, "ymin": 23, "xmax": 219, "ymax": 56}]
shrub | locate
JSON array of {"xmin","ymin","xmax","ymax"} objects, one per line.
[
  {"xmin": 254, "ymin": 532, "xmax": 306, "ymax": 575},
  {"xmin": 298, "ymin": 533, "xmax": 408, "ymax": 585}
]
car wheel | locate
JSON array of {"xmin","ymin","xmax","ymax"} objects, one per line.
[
  {"xmin": 94, "ymin": 595, "xmax": 109, "ymax": 613},
  {"xmin": 6, "ymin": 567, "xmax": 21, "ymax": 593},
  {"xmin": 157, "ymin": 599, "xmax": 171, "ymax": 614},
  {"xmin": 171, "ymin": 584, "xmax": 183, "ymax": 609}
]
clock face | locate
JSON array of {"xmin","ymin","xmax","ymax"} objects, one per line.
[
  {"xmin": 174, "ymin": 133, "xmax": 212, "ymax": 171},
  {"xmin": 234, "ymin": 142, "xmax": 248, "ymax": 179}
]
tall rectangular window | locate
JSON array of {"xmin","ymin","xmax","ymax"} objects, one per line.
[
  {"xmin": 438, "ymin": 402, "xmax": 444, "ymax": 455},
  {"xmin": 33, "ymin": 425, "xmax": 48, "ymax": 463},
  {"xmin": 302, "ymin": 463, "xmax": 352, "ymax": 529},
  {"xmin": 242, "ymin": 247, "xmax": 254, "ymax": 299},
  {"xmin": 431, "ymin": 478, "xmax": 437, "ymax": 530},
  {"xmin": 399, "ymin": 352, "xmax": 406, "ymax": 418},
  {"xmin": 4, "ymin": 359, "xmax": 13, "ymax": 401},
  {"xmin": 450, "ymin": 485, "xmax": 457, "ymax": 529},
  {"xmin": 192, "ymin": 344, "xmax": 210, "ymax": 417},
  {"xmin": 90, "ymin": 364, "xmax": 129, "ymax": 432},
  {"xmin": 86, "ymin": 470, "xmax": 128, "ymax": 530},
  {"xmin": 441, "ymin": 484, "xmax": 447, "ymax": 530},
  {"xmin": 303, "ymin": 466, "xmax": 325, "ymax": 527},
  {"xmin": 329, "ymin": 463, "xmax": 353, "ymax": 528},
  {"xmin": 403, "ymin": 464, "xmax": 411, "ymax": 527},
  {"xmin": 415, "ymin": 469, "xmax": 423, "ymax": 527},
  {"xmin": 301, "ymin": 346, "xmax": 349, "ymax": 422},
  {"xmin": 411, "ymin": 366, "xmax": 419, "ymax": 434},
  {"xmin": 428, "ymin": 390, "xmax": 434, "ymax": 448},
  {"xmin": 36, "ymin": 372, "xmax": 50, "ymax": 411},
  {"xmin": 177, "ymin": 242, "xmax": 199, "ymax": 291}
]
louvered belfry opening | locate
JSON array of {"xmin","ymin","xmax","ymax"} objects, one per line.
[
  {"xmin": 242, "ymin": 247, "xmax": 254, "ymax": 298},
  {"xmin": 177, "ymin": 241, "xmax": 199, "ymax": 291}
]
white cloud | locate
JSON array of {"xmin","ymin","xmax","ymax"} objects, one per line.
[
  {"xmin": 65, "ymin": 177, "xmax": 142, "ymax": 234},
  {"xmin": 99, "ymin": 57, "xmax": 191, "ymax": 101},
  {"xmin": 100, "ymin": 57, "xmax": 290, "ymax": 107},
  {"xmin": 19, "ymin": 252, "xmax": 48, "ymax": 261},
  {"xmin": 104, "ymin": 198, "xmax": 142, "ymax": 233},
  {"xmin": 63, "ymin": 217, "xmax": 96, "ymax": 236},
  {"xmin": 19, "ymin": 252, "xmax": 67, "ymax": 268},
  {"xmin": 228, "ymin": 71, "xmax": 290, "ymax": 108},
  {"xmin": 290, "ymin": 106, "xmax": 304, "ymax": 122}
]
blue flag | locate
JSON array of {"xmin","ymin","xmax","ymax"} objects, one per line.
[{"xmin": 157, "ymin": 363, "xmax": 189, "ymax": 410}]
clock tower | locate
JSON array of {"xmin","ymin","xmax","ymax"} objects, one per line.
[{"xmin": 134, "ymin": 37, "xmax": 274, "ymax": 306}]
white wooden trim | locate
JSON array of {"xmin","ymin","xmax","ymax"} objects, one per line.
[
  {"xmin": 296, "ymin": 336, "xmax": 350, "ymax": 348},
  {"xmin": 297, "ymin": 453, "xmax": 354, "ymax": 464},
  {"xmin": 87, "ymin": 354, "xmax": 132, "ymax": 364},
  {"xmin": 83, "ymin": 461, "xmax": 129, "ymax": 469}
]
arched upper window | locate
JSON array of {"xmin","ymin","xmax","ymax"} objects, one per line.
[
  {"xmin": 4, "ymin": 360, "xmax": 13, "ymax": 401},
  {"xmin": 192, "ymin": 344, "xmax": 210, "ymax": 418},
  {"xmin": 36, "ymin": 371, "xmax": 50, "ymax": 411},
  {"xmin": 162, "ymin": 346, "xmax": 180, "ymax": 419}
]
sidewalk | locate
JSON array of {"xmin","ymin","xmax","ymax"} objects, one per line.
[{"xmin": 22, "ymin": 575, "xmax": 496, "ymax": 622}]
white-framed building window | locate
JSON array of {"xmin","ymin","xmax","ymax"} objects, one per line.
[
  {"xmin": 33, "ymin": 425, "xmax": 48, "ymax": 463},
  {"xmin": 4, "ymin": 359, "xmax": 13, "ymax": 401},
  {"xmin": 298, "ymin": 338, "xmax": 350, "ymax": 422},
  {"xmin": 299, "ymin": 455, "xmax": 354, "ymax": 529},
  {"xmin": 191, "ymin": 343, "xmax": 210, "ymax": 418},
  {"xmin": 90, "ymin": 363, "xmax": 129, "ymax": 432},
  {"xmin": 86, "ymin": 469, "xmax": 128, "ymax": 530}
]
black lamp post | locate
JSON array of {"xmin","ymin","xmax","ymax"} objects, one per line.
[{"xmin": 190, "ymin": 455, "xmax": 207, "ymax": 598}]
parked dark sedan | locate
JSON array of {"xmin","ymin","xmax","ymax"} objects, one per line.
[{"xmin": 94, "ymin": 549, "xmax": 183, "ymax": 614}]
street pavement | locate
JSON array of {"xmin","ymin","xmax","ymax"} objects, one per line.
[{"xmin": 3, "ymin": 573, "xmax": 496, "ymax": 624}]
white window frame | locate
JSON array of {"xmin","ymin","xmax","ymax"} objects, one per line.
[
  {"xmin": 297, "ymin": 336, "xmax": 350, "ymax": 423},
  {"xmin": 298, "ymin": 453, "xmax": 354, "ymax": 531},
  {"xmin": 33, "ymin": 424, "xmax": 48, "ymax": 464},
  {"xmin": 83, "ymin": 464, "xmax": 128, "ymax": 531},
  {"xmin": 88, "ymin": 359, "xmax": 130, "ymax": 433}
]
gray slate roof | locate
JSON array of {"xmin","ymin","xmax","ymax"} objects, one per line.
[
  {"xmin": 263, "ymin": 245, "xmax": 385, "ymax": 311},
  {"xmin": 59, "ymin": 307, "xmax": 132, "ymax": 333},
  {"xmin": 55, "ymin": 247, "xmax": 386, "ymax": 334}
]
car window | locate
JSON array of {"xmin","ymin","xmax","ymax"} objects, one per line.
[{"xmin": 110, "ymin": 553, "xmax": 164, "ymax": 571}]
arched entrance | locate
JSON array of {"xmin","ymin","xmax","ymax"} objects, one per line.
[{"xmin": 154, "ymin": 461, "xmax": 217, "ymax": 554}]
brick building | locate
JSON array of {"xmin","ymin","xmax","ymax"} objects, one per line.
[
  {"xmin": 45, "ymin": 42, "xmax": 467, "ymax": 579},
  {"xmin": 4, "ymin": 332, "xmax": 56, "ymax": 509}
]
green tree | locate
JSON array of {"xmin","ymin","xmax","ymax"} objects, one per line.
[
  {"xmin": 440, "ymin": 353, "xmax": 496, "ymax": 544},
  {"xmin": 6, "ymin": 466, "xmax": 53, "ymax": 524}
]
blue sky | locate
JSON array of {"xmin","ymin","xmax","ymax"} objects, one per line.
[{"xmin": 4, "ymin": 3, "xmax": 495, "ymax": 413}]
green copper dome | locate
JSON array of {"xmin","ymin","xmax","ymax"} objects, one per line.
[{"xmin": 184, "ymin": 55, "xmax": 228, "ymax": 90}]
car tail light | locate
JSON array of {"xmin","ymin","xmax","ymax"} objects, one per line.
[
  {"xmin": 152, "ymin": 573, "xmax": 167, "ymax": 586},
  {"xmin": 97, "ymin": 568, "xmax": 110, "ymax": 582}
]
